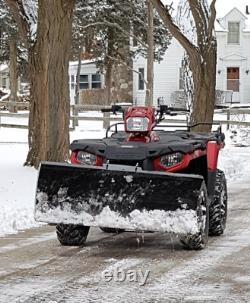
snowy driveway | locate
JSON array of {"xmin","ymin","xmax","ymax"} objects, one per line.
[
  {"xmin": 0, "ymin": 176, "xmax": 250, "ymax": 303},
  {"xmin": 1, "ymin": 125, "xmax": 250, "ymax": 302}
]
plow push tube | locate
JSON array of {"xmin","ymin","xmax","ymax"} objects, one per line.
[{"xmin": 35, "ymin": 162, "xmax": 205, "ymax": 235}]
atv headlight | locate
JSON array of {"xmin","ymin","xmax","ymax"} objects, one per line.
[
  {"xmin": 160, "ymin": 153, "xmax": 183, "ymax": 168},
  {"xmin": 126, "ymin": 117, "xmax": 149, "ymax": 132},
  {"xmin": 76, "ymin": 151, "xmax": 96, "ymax": 165}
]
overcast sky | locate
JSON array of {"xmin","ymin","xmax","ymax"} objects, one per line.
[{"xmin": 161, "ymin": 0, "xmax": 249, "ymax": 18}]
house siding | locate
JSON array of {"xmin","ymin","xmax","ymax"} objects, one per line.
[
  {"xmin": 133, "ymin": 39, "xmax": 184, "ymax": 106},
  {"xmin": 69, "ymin": 60, "xmax": 133, "ymax": 105},
  {"xmin": 133, "ymin": 7, "xmax": 250, "ymax": 105},
  {"xmin": 216, "ymin": 8, "xmax": 250, "ymax": 103},
  {"xmin": 68, "ymin": 62, "xmax": 102, "ymax": 104}
]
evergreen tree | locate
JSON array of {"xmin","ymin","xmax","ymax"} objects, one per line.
[{"xmin": 72, "ymin": 0, "xmax": 172, "ymax": 104}]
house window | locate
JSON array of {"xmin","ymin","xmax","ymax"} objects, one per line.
[
  {"xmin": 179, "ymin": 67, "xmax": 185, "ymax": 90},
  {"xmin": 227, "ymin": 67, "xmax": 239, "ymax": 92},
  {"xmin": 70, "ymin": 75, "xmax": 75, "ymax": 90},
  {"xmin": 228, "ymin": 22, "xmax": 240, "ymax": 44},
  {"xmin": 79, "ymin": 75, "xmax": 89, "ymax": 89},
  {"xmin": 91, "ymin": 74, "xmax": 101, "ymax": 89},
  {"xmin": 2, "ymin": 77, "xmax": 7, "ymax": 88},
  {"xmin": 138, "ymin": 68, "xmax": 145, "ymax": 90}
]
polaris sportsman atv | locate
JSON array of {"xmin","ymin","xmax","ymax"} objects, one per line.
[{"xmin": 35, "ymin": 105, "xmax": 227, "ymax": 250}]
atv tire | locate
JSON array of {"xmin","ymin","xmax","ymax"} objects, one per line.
[
  {"xmin": 209, "ymin": 169, "xmax": 227, "ymax": 236},
  {"xmin": 56, "ymin": 224, "xmax": 90, "ymax": 246},
  {"xmin": 100, "ymin": 227, "xmax": 125, "ymax": 234},
  {"xmin": 180, "ymin": 182, "xmax": 209, "ymax": 250}
]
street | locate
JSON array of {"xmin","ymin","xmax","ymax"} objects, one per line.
[{"xmin": 0, "ymin": 178, "xmax": 249, "ymax": 303}]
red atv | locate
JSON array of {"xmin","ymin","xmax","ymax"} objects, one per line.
[{"xmin": 35, "ymin": 105, "xmax": 227, "ymax": 250}]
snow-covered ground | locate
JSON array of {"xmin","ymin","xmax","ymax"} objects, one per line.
[
  {"xmin": 0, "ymin": 118, "xmax": 105, "ymax": 237},
  {"xmin": 0, "ymin": 113, "xmax": 250, "ymax": 237}
]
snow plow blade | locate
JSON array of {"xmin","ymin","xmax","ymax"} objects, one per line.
[{"xmin": 35, "ymin": 162, "xmax": 204, "ymax": 234}]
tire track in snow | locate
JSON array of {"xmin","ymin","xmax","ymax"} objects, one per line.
[
  {"xmin": 0, "ymin": 232, "xmax": 55, "ymax": 254},
  {"xmin": 14, "ymin": 182, "xmax": 250, "ymax": 303},
  {"xmin": 0, "ymin": 179, "xmax": 250, "ymax": 303}
]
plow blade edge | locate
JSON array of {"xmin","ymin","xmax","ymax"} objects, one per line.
[{"xmin": 35, "ymin": 162, "xmax": 205, "ymax": 234}]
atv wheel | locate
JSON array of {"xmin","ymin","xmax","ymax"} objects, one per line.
[
  {"xmin": 56, "ymin": 224, "xmax": 90, "ymax": 246},
  {"xmin": 100, "ymin": 227, "xmax": 125, "ymax": 233},
  {"xmin": 209, "ymin": 170, "xmax": 227, "ymax": 236},
  {"xmin": 180, "ymin": 182, "xmax": 209, "ymax": 250}
]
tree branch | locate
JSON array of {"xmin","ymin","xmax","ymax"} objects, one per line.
[
  {"xmin": 188, "ymin": 0, "xmax": 207, "ymax": 48},
  {"xmin": 208, "ymin": 0, "xmax": 217, "ymax": 38},
  {"xmin": 4, "ymin": 0, "xmax": 29, "ymax": 48},
  {"xmin": 78, "ymin": 21, "xmax": 148, "ymax": 49},
  {"xmin": 150, "ymin": 0, "xmax": 198, "ymax": 60}
]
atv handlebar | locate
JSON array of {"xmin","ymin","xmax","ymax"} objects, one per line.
[
  {"xmin": 101, "ymin": 105, "xmax": 189, "ymax": 115},
  {"xmin": 156, "ymin": 105, "xmax": 189, "ymax": 122},
  {"xmin": 158, "ymin": 105, "xmax": 189, "ymax": 113},
  {"xmin": 101, "ymin": 105, "xmax": 123, "ymax": 115}
]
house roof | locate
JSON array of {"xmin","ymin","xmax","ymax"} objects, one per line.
[
  {"xmin": 222, "ymin": 7, "xmax": 247, "ymax": 20},
  {"xmin": 162, "ymin": 1, "xmax": 250, "ymax": 32},
  {"xmin": 219, "ymin": 53, "xmax": 248, "ymax": 61},
  {"xmin": 215, "ymin": 6, "xmax": 250, "ymax": 33},
  {"xmin": 69, "ymin": 59, "xmax": 99, "ymax": 66},
  {"xmin": 215, "ymin": 2, "xmax": 250, "ymax": 31},
  {"xmin": 215, "ymin": 19, "xmax": 227, "ymax": 32}
]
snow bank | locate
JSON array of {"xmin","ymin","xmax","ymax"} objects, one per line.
[
  {"xmin": 0, "ymin": 123, "xmax": 105, "ymax": 237},
  {"xmin": 0, "ymin": 206, "xmax": 38, "ymax": 237},
  {"xmin": 218, "ymin": 130, "xmax": 250, "ymax": 183},
  {"xmin": 1, "ymin": 116, "xmax": 250, "ymax": 237},
  {"xmin": 0, "ymin": 144, "xmax": 39, "ymax": 236},
  {"xmin": 227, "ymin": 127, "xmax": 250, "ymax": 147}
]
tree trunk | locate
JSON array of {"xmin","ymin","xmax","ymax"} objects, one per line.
[
  {"xmin": 150, "ymin": 0, "xmax": 217, "ymax": 132},
  {"xmin": 75, "ymin": 46, "xmax": 82, "ymax": 106},
  {"xmin": 9, "ymin": 38, "xmax": 18, "ymax": 113},
  {"xmin": 103, "ymin": 27, "xmax": 115, "ymax": 129},
  {"xmin": 145, "ymin": 0, "xmax": 154, "ymax": 106},
  {"xmin": 105, "ymin": 62, "xmax": 113, "ymax": 104},
  {"xmin": 26, "ymin": 45, "xmax": 49, "ymax": 166},
  {"xmin": 103, "ymin": 61, "xmax": 112, "ymax": 129},
  {"xmin": 25, "ymin": 0, "xmax": 75, "ymax": 168},
  {"xmin": 190, "ymin": 45, "xmax": 217, "ymax": 132},
  {"xmin": 73, "ymin": 46, "xmax": 82, "ymax": 128}
]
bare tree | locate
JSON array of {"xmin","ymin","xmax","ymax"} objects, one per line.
[
  {"xmin": 151, "ymin": 0, "xmax": 217, "ymax": 132},
  {"xmin": 5, "ymin": 0, "xmax": 75, "ymax": 167},
  {"xmin": 145, "ymin": 0, "xmax": 154, "ymax": 106},
  {"xmin": 9, "ymin": 37, "xmax": 18, "ymax": 112}
]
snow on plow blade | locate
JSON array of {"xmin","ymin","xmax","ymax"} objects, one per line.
[{"xmin": 35, "ymin": 162, "xmax": 204, "ymax": 235}]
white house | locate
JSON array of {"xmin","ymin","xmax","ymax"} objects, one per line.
[
  {"xmin": 133, "ymin": 40, "xmax": 184, "ymax": 106},
  {"xmin": 0, "ymin": 64, "xmax": 10, "ymax": 90},
  {"xmin": 68, "ymin": 60, "xmax": 104, "ymax": 104},
  {"xmin": 69, "ymin": 58, "xmax": 133, "ymax": 105},
  {"xmin": 133, "ymin": 7, "xmax": 250, "ymax": 106},
  {"xmin": 216, "ymin": 8, "xmax": 250, "ymax": 103}
]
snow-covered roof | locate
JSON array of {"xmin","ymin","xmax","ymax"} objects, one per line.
[
  {"xmin": 215, "ymin": 19, "xmax": 226, "ymax": 32},
  {"xmin": 69, "ymin": 59, "xmax": 98, "ymax": 66}
]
